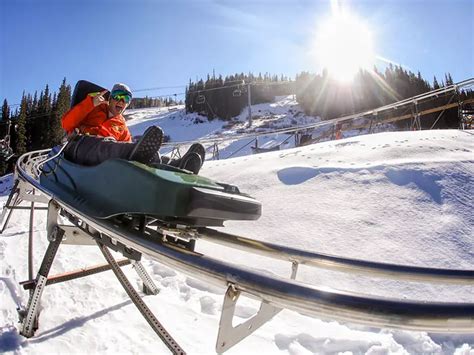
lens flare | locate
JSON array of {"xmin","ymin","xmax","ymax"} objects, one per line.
[{"xmin": 314, "ymin": 13, "xmax": 375, "ymax": 82}]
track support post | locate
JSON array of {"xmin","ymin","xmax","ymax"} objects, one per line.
[
  {"xmin": 132, "ymin": 260, "xmax": 160, "ymax": 295},
  {"xmin": 97, "ymin": 241, "xmax": 184, "ymax": 354},
  {"xmin": 0, "ymin": 179, "xmax": 20, "ymax": 233},
  {"xmin": 19, "ymin": 227, "xmax": 64, "ymax": 337}
]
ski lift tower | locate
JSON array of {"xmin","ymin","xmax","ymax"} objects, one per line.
[{"xmin": 246, "ymin": 81, "xmax": 252, "ymax": 127}]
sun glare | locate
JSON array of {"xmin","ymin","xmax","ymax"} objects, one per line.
[{"xmin": 314, "ymin": 13, "xmax": 375, "ymax": 82}]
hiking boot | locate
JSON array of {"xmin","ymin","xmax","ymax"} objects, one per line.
[
  {"xmin": 186, "ymin": 143, "xmax": 206, "ymax": 163},
  {"xmin": 150, "ymin": 151, "xmax": 162, "ymax": 165},
  {"xmin": 179, "ymin": 152, "xmax": 202, "ymax": 174},
  {"xmin": 129, "ymin": 126, "xmax": 163, "ymax": 164}
]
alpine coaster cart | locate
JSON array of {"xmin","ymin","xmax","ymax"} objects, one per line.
[{"xmin": 0, "ymin": 82, "xmax": 473, "ymax": 354}]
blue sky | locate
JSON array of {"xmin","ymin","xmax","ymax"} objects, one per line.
[{"xmin": 1, "ymin": 0, "xmax": 473, "ymax": 107}]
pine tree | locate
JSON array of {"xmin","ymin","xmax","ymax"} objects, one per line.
[
  {"xmin": 0, "ymin": 99, "xmax": 8, "ymax": 176},
  {"xmin": 24, "ymin": 93, "xmax": 35, "ymax": 149},
  {"xmin": 16, "ymin": 93, "xmax": 28, "ymax": 156},
  {"xmin": 32, "ymin": 91, "xmax": 38, "ymax": 111},
  {"xmin": 1, "ymin": 99, "xmax": 9, "ymax": 122},
  {"xmin": 445, "ymin": 73, "xmax": 454, "ymax": 86},
  {"xmin": 1, "ymin": 99, "xmax": 10, "ymax": 148},
  {"xmin": 28, "ymin": 84, "xmax": 53, "ymax": 148},
  {"xmin": 433, "ymin": 76, "xmax": 440, "ymax": 90},
  {"xmin": 49, "ymin": 78, "xmax": 71, "ymax": 146}
]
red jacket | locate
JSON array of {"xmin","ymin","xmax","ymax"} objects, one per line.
[{"xmin": 62, "ymin": 95, "xmax": 132, "ymax": 142}]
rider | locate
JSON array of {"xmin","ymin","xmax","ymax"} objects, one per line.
[{"xmin": 62, "ymin": 83, "xmax": 205, "ymax": 174}]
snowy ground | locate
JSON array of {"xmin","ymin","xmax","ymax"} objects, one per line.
[{"xmin": 0, "ymin": 98, "xmax": 473, "ymax": 354}]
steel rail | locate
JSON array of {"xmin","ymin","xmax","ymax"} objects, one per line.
[
  {"xmin": 198, "ymin": 228, "xmax": 474, "ymax": 285},
  {"xmin": 14, "ymin": 150, "xmax": 474, "ymax": 333}
]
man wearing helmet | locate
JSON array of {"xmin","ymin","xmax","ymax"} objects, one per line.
[{"xmin": 62, "ymin": 83, "xmax": 205, "ymax": 174}]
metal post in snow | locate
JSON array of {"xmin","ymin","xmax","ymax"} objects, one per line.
[
  {"xmin": 28, "ymin": 193, "xmax": 35, "ymax": 293},
  {"xmin": 247, "ymin": 82, "xmax": 252, "ymax": 127},
  {"xmin": 411, "ymin": 101, "xmax": 422, "ymax": 131},
  {"xmin": 7, "ymin": 119, "xmax": 11, "ymax": 148}
]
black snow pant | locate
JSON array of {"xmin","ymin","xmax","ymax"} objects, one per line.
[
  {"xmin": 63, "ymin": 135, "xmax": 135, "ymax": 166},
  {"xmin": 63, "ymin": 135, "xmax": 185, "ymax": 168}
]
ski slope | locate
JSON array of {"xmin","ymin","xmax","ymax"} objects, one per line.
[{"xmin": 1, "ymin": 98, "xmax": 473, "ymax": 354}]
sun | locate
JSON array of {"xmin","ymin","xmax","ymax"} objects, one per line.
[{"xmin": 314, "ymin": 12, "xmax": 375, "ymax": 82}]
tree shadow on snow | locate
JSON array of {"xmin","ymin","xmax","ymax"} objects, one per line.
[
  {"xmin": 0, "ymin": 298, "xmax": 132, "ymax": 352},
  {"xmin": 25, "ymin": 300, "xmax": 132, "ymax": 345}
]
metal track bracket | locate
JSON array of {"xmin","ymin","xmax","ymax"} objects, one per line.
[
  {"xmin": 216, "ymin": 262, "xmax": 299, "ymax": 353},
  {"xmin": 216, "ymin": 284, "xmax": 281, "ymax": 353}
]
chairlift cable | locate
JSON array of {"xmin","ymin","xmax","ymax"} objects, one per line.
[{"xmin": 133, "ymin": 85, "xmax": 187, "ymax": 93}]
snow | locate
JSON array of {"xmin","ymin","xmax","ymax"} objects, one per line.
[{"xmin": 1, "ymin": 97, "xmax": 473, "ymax": 354}]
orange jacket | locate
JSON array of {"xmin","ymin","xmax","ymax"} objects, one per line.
[{"xmin": 62, "ymin": 95, "xmax": 132, "ymax": 142}]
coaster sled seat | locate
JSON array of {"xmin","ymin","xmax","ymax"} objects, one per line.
[
  {"xmin": 39, "ymin": 148, "xmax": 261, "ymax": 227},
  {"xmin": 71, "ymin": 80, "xmax": 110, "ymax": 107}
]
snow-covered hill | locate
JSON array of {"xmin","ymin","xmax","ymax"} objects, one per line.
[
  {"xmin": 0, "ymin": 97, "xmax": 473, "ymax": 354},
  {"xmin": 125, "ymin": 96, "xmax": 392, "ymax": 161}
]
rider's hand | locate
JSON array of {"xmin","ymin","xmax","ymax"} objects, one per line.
[{"xmin": 92, "ymin": 90, "xmax": 109, "ymax": 107}]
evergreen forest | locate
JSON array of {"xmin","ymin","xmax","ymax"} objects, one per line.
[{"xmin": 185, "ymin": 66, "xmax": 470, "ymax": 130}]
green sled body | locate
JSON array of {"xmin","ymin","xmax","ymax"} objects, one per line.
[{"xmin": 40, "ymin": 149, "xmax": 261, "ymax": 227}]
